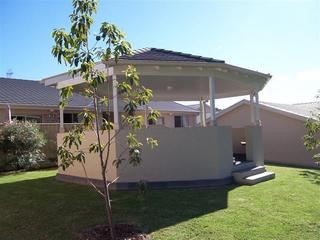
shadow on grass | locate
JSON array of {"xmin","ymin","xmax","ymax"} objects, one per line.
[
  {"xmin": 299, "ymin": 170, "xmax": 320, "ymax": 185},
  {"xmin": 0, "ymin": 175, "xmax": 235, "ymax": 239}
]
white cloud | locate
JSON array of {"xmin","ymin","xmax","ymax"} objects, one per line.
[
  {"xmin": 260, "ymin": 68, "xmax": 320, "ymax": 104},
  {"xmin": 216, "ymin": 68, "xmax": 320, "ymax": 109}
]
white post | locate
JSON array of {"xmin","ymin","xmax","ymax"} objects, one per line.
[
  {"xmin": 199, "ymin": 98, "xmax": 204, "ymax": 127},
  {"xmin": 59, "ymin": 90, "xmax": 64, "ymax": 133},
  {"xmin": 7, "ymin": 104, "xmax": 12, "ymax": 123},
  {"xmin": 209, "ymin": 76, "xmax": 217, "ymax": 126},
  {"xmin": 112, "ymin": 75, "xmax": 119, "ymax": 130},
  {"xmin": 255, "ymin": 91, "xmax": 261, "ymax": 126},
  {"xmin": 145, "ymin": 104, "xmax": 149, "ymax": 128},
  {"xmin": 250, "ymin": 92, "xmax": 256, "ymax": 125},
  {"xmin": 203, "ymin": 100, "xmax": 207, "ymax": 127}
]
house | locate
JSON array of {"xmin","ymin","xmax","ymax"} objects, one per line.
[
  {"xmin": 0, "ymin": 78, "xmax": 198, "ymax": 128},
  {"xmin": 42, "ymin": 47, "xmax": 274, "ymax": 187},
  {"xmin": 0, "ymin": 77, "xmax": 93, "ymax": 124},
  {"xmin": 0, "ymin": 77, "xmax": 199, "ymax": 160},
  {"xmin": 217, "ymin": 99, "xmax": 319, "ymax": 168},
  {"xmin": 188, "ymin": 102, "xmax": 220, "ymax": 126}
]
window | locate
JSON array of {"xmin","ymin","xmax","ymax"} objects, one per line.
[
  {"xmin": 11, "ymin": 115, "xmax": 41, "ymax": 123},
  {"xmin": 156, "ymin": 117, "xmax": 165, "ymax": 125},
  {"xmin": 102, "ymin": 112, "xmax": 114, "ymax": 123},
  {"xmin": 148, "ymin": 117, "xmax": 164, "ymax": 126},
  {"xmin": 148, "ymin": 118, "xmax": 156, "ymax": 125},
  {"xmin": 174, "ymin": 116, "xmax": 183, "ymax": 128},
  {"xmin": 63, "ymin": 113, "xmax": 79, "ymax": 123}
]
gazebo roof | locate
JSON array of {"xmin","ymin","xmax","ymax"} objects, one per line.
[
  {"xmin": 119, "ymin": 48, "xmax": 225, "ymax": 63},
  {"xmin": 42, "ymin": 47, "xmax": 272, "ymax": 101}
]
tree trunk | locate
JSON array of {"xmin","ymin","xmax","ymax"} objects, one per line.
[
  {"xmin": 93, "ymin": 94, "xmax": 116, "ymax": 240},
  {"xmin": 102, "ymin": 173, "xmax": 115, "ymax": 240}
]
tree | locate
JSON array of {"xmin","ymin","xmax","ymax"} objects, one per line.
[
  {"xmin": 52, "ymin": 0, "xmax": 159, "ymax": 239},
  {"xmin": 304, "ymin": 90, "xmax": 320, "ymax": 164}
]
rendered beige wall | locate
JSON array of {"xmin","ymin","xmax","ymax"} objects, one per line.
[
  {"xmin": 57, "ymin": 131, "xmax": 117, "ymax": 181},
  {"xmin": 218, "ymin": 104, "xmax": 317, "ymax": 168},
  {"xmin": 245, "ymin": 126, "xmax": 264, "ymax": 166},
  {"xmin": 115, "ymin": 126, "xmax": 234, "ymax": 183},
  {"xmin": 0, "ymin": 109, "xmax": 9, "ymax": 122}
]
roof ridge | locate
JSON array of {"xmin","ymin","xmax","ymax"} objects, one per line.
[
  {"xmin": 292, "ymin": 101, "xmax": 319, "ymax": 105},
  {"xmin": 149, "ymin": 47, "xmax": 225, "ymax": 63},
  {"xmin": 0, "ymin": 77, "xmax": 38, "ymax": 82}
]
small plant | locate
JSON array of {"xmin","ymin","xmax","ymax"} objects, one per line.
[
  {"xmin": 0, "ymin": 121, "xmax": 46, "ymax": 170},
  {"xmin": 304, "ymin": 90, "xmax": 320, "ymax": 164}
]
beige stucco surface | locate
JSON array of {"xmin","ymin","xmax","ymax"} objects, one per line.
[
  {"xmin": 57, "ymin": 131, "xmax": 117, "ymax": 181},
  {"xmin": 115, "ymin": 126, "xmax": 234, "ymax": 183},
  {"xmin": 57, "ymin": 127, "xmax": 234, "ymax": 183},
  {"xmin": 217, "ymin": 104, "xmax": 317, "ymax": 168}
]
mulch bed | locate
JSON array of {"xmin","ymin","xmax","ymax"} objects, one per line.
[{"xmin": 76, "ymin": 224, "xmax": 150, "ymax": 240}]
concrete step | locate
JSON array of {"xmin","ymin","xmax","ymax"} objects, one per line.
[
  {"xmin": 232, "ymin": 161, "xmax": 256, "ymax": 171},
  {"xmin": 232, "ymin": 166, "xmax": 266, "ymax": 182},
  {"xmin": 238, "ymin": 171, "xmax": 275, "ymax": 185}
]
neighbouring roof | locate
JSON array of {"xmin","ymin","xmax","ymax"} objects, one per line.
[
  {"xmin": 0, "ymin": 78, "xmax": 198, "ymax": 113},
  {"xmin": 0, "ymin": 78, "xmax": 92, "ymax": 108},
  {"xmin": 119, "ymin": 48, "xmax": 225, "ymax": 63},
  {"xmin": 261, "ymin": 101, "xmax": 319, "ymax": 119},
  {"xmin": 139, "ymin": 101, "xmax": 199, "ymax": 113},
  {"xmin": 188, "ymin": 103, "xmax": 210, "ymax": 111},
  {"xmin": 217, "ymin": 99, "xmax": 320, "ymax": 121}
]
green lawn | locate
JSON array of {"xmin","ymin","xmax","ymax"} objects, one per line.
[{"xmin": 0, "ymin": 165, "xmax": 319, "ymax": 240}]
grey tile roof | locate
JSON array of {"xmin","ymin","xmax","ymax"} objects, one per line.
[
  {"xmin": 120, "ymin": 48, "xmax": 225, "ymax": 63},
  {"xmin": 138, "ymin": 101, "xmax": 199, "ymax": 113},
  {"xmin": 261, "ymin": 101, "xmax": 320, "ymax": 118},
  {"xmin": 111, "ymin": 100, "xmax": 199, "ymax": 113},
  {"xmin": 0, "ymin": 78, "xmax": 199, "ymax": 113},
  {"xmin": 0, "ymin": 78, "xmax": 92, "ymax": 108}
]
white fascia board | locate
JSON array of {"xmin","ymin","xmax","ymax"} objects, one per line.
[
  {"xmin": 41, "ymin": 63, "xmax": 110, "ymax": 87},
  {"xmin": 114, "ymin": 60, "xmax": 271, "ymax": 79}
]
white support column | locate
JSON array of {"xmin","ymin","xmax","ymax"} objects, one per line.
[
  {"xmin": 255, "ymin": 91, "xmax": 261, "ymax": 126},
  {"xmin": 7, "ymin": 104, "xmax": 12, "ymax": 123},
  {"xmin": 112, "ymin": 75, "xmax": 119, "ymax": 130},
  {"xmin": 199, "ymin": 98, "xmax": 204, "ymax": 127},
  {"xmin": 203, "ymin": 100, "xmax": 207, "ymax": 127},
  {"xmin": 209, "ymin": 76, "xmax": 217, "ymax": 126},
  {"xmin": 249, "ymin": 92, "xmax": 256, "ymax": 125},
  {"xmin": 59, "ymin": 90, "xmax": 64, "ymax": 133}
]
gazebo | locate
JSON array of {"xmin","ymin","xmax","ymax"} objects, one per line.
[{"xmin": 42, "ymin": 48, "xmax": 274, "ymax": 188}]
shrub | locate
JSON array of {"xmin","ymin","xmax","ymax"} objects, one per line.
[{"xmin": 0, "ymin": 121, "xmax": 47, "ymax": 170}]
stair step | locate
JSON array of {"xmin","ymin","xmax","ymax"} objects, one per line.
[
  {"xmin": 232, "ymin": 161, "xmax": 256, "ymax": 171},
  {"xmin": 232, "ymin": 166, "xmax": 266, "ymax": 181},
  {"xmin": 241, "ymin": 172, "xmax": 275, "ymax": 185}
]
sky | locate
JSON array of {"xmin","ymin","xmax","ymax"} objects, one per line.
[{"xmin": 0, "ymin": 0, "xmax": 319, "ymax": 108}]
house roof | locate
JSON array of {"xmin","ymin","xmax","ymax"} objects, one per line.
[
  {"xmin": 0, "ymin": 78, "xmax": 198, "ymax": 113},
  {"xmin": 261, "ymin": 101, "xmax": 319, "ymax": 119},
  {"xmin": 119, "ymin": 48, "xmax": 225, "ymax": 63},
  {"xmin": 217, "ymin": 99, "xmax": 320, "ymax": 121},
  {"xmin": 138, "ymin": 101, "xmax": 199, "ymax": 113},
  {"xmin": 0, "ymin": 78, "xmax": 92, "ymax": 109}
]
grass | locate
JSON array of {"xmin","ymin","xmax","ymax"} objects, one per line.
[{"xmin": 0, "ymin": 165, "xmax": 319, "ymax": 240}]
